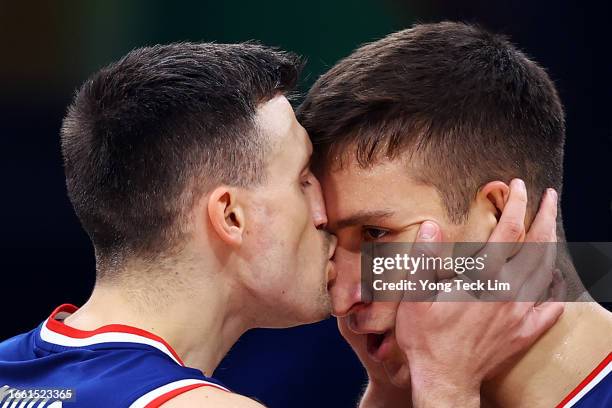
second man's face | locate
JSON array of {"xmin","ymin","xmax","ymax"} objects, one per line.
[{"xmin": 320, "ymin": 153, "xmax": 486, "ymax": 385}]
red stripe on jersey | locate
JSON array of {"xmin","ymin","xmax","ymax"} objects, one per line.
[
  {"xmin": 144, "ymin": 383, "xmax": 229, "ymax": 407},
  {"xmin": 555, "ymin": 352, "xmax": 612, "ymax": 408},
  {"xmin": 46, "ymin": 304, "xmax": 185, "ymax": 366}
]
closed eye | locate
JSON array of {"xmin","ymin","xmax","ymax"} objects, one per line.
[{"xmin": 300, "ymin": 168, "xmax": 314, "ymax": 190}]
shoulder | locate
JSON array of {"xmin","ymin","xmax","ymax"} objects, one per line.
[{"xmin": 160, "ymin": 386, "xmax": 266, "ymax": 408}]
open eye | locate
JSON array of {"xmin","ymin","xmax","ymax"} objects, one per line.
[{"xmin": 363, "ymin": 227, "xmax": 390, "ymax": 241}]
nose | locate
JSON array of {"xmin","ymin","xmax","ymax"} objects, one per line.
[
  {"xmin": 329, "ymin": 246, "xmax": 365, "ymax": 317},
  {"xmin": 304, "ymin": 173, "xmax": 328, "ymax": 229}
]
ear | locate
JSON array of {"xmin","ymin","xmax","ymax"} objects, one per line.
[
  {"xmin": 476, "ymin": 181, "xmax": 510, "ymax": 221},
  {"xmin": 207, "ymin": 186, "xmax": 245, "ymax": 247}
]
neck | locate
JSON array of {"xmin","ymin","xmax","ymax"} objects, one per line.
[
  {"xmin": 482, "ymin": 236, "xmax": 612, "ymax": 406},
  {"xmin": 483, "ymin": 302, "xmax": 612, "ymax": 406},
  {"xmin": 63, "ymin": 260, "xmax": 248, "ymax": 376}
]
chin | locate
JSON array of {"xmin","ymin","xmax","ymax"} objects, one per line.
[
  {"xmin": 305, "ymin": 309, "xmax": 332, "ymax": 324},
  {"xmin": 300, "ymin": 297, "xmax": 333, "ymax": 324},
  {"xmin": 280, "ymin": 310, "xmax": 330, "ymax": 328},
  {"xmin": 307, "ymin": 283, "xmax": 333, "ymax": 321},
  {"xmin": 274, "ymin": 294, "xmax": 332, "ymax": 327}
]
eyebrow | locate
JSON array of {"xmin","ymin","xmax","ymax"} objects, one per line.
[{"xmin": 334, "ymin": 209, "xmax": 396, "ymax": 230}]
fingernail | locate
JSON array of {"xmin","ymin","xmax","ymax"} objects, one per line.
[
  {"xmin": 548, "ymin": 188, "xmax": 558, "ymax": 202},
  {"xmin": 512, "ymin": 178, "xmax": 526, "ymax": 191},
  {"xmin": 419, "ymin": 221, "xmax": 438, "ymax": 240}
]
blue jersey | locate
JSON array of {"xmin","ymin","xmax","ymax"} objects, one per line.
[
  {"xmin": 0, "ymin": 304, "xmax": 229, "ymax": 408},
  {"xmin": 556, "ymin": 352, "xmax": 611, "ymax": 408}
]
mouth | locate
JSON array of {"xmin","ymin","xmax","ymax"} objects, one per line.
[{"xmin": 366, "ymin": 330, "xmax": 394, "ymax": 362}]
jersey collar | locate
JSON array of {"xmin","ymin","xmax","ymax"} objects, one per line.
[{"xmin": 39, "ymin": 304, "xmax": 185, "ymax": 366}]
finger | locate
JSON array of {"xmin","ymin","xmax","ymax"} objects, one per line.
[
  {"xmin": 488, "ymin": 178, "xmax": 527, "ymax": 245},
  {"xmin": 477, "ymin": 179, "xmax": 528, "ymax": 280},
  {"xmin": 510, "ymin": 241, "xmax": 556, "ymax": 301},
  {"xmin": 508, "ymin": 189, "xmax": 559, "ymax": 296},
  {"xmin": 518, "ymin": 301, "xmax": 564, "ymax": 348},
  {"xmin": 525, "ymin": 188, "xmax": 558, "ymax": 244},
  {"xmin": 401, "ymin": 221, "xmax": 443, "ymax": 303},
  {"xmin": 550, "ymin": 269, "xmax": 567, "ymax": 302},
  {"xmin": 515, "ymin": 255, "xmax": 553, "ymax": 302},
  {"xmin": 437, "ymin": 278, "xmax": 479, "ymax": 302}
]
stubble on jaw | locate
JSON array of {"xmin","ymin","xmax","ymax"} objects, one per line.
[{"xmin": 315, "ymin": 231, "xmax": 334, "ymax": 317}]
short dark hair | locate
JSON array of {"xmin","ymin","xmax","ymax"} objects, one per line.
[
  {"xmin": 298, "ymin": 22, "xmax": 565, "ymax": 223},
  {"xmin": 61, "ymin": 42, "xmax": 301, "ymax": 271}
]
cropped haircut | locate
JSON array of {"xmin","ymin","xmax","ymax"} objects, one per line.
[
  {"xmin": 61, "ymin": 42, "xmax": 302, "ymax": 273},
  {"xmin": 298, "ymin": 22, "xmax": 565, "ymax": 223}
]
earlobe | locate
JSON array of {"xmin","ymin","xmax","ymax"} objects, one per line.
[
  {"xmin": 477, "ymin": 181, "xmax": 510, "ymax": 220},
  {"xmin": 207, "ymin": 187, "xmax": 244, "ymax": 246}
]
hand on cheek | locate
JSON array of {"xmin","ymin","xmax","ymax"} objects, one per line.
[{"xmin": 393, "ymin": 180, "xmax": 563, "ymax": 408}]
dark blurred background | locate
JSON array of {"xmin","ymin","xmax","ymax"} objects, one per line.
[{"xmin": 1, "ymin": 1, "xmax": 610, "ymax": 407}]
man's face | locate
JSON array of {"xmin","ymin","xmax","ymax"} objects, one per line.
[
  {"xmin": 322, "ymin": 154, "xmax": 490, "ymax": 385},
  {"xmin": 241, "ymin": 96, "xmax": 336, "ymax": 327}
]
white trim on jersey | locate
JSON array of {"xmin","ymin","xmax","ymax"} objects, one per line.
[
  {"xmin": 128, "ymin": 379, "xmax": 230, "ymax": 408},
  {"xmin": 39, "ymin": 320, "xmax": 182, "ymax": 366},
  {"xmin": 0, "ymin": 385, "xmax": 60, "ymax": 408},
  {"xmin": 562, "ymin": 359, "xmax": 612, "ymax": 408}
]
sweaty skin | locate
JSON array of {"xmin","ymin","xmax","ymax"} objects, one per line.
[{"xmin": 322, "ymin": 156, "xmax": 606, "ymax": 407}]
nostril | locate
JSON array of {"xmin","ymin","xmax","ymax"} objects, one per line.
[
  {"xmin": 333, "ymin": 301, "xmax": 365, "ymax": 318},
  {"xmin": 346, "ymin": 302, "xmax": 367, "ymax": 316}
]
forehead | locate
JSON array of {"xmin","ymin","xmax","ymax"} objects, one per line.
[
  {"xmin": 320, "ymin": 156, "xmax": 444, "ymax": 229},
  {"xmin": 256, "ymin": 95, "xmax": 311, "ymax": 164}
]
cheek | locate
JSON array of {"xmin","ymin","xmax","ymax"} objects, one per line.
[
  {"xmin": 455, "ymin": 208, "xmax": 498, "ymax": 242},
  {"xmin": 369, "ymin": 302, "xmax": 398, "ymax": 328},
  {"xmin": 460, "ymin": 224, "xmax": 494, "ymax": 242},
  {"xmin": 293, "ymin": 201, "xmax": 318, "ymax": 258},
  {"xmin": 289, "ymin": 189, "xmax": 313, "ymax": 231},
  {"xmin": 265, "ymin": 189, "xmax": 311, "ymax": 244},
  {"xmin": 278, "ymin": 191, "xmax": 321, "ymax": 280}
]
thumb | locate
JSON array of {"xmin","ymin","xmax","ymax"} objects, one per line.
[{"xmin": 401, "ymin": 220, "xmax": 443, "ymax": 303}]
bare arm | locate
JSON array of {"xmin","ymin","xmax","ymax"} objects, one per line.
[{"xmin": 160, "ymin": 386, "xmax": 266, "ymax": 408}]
